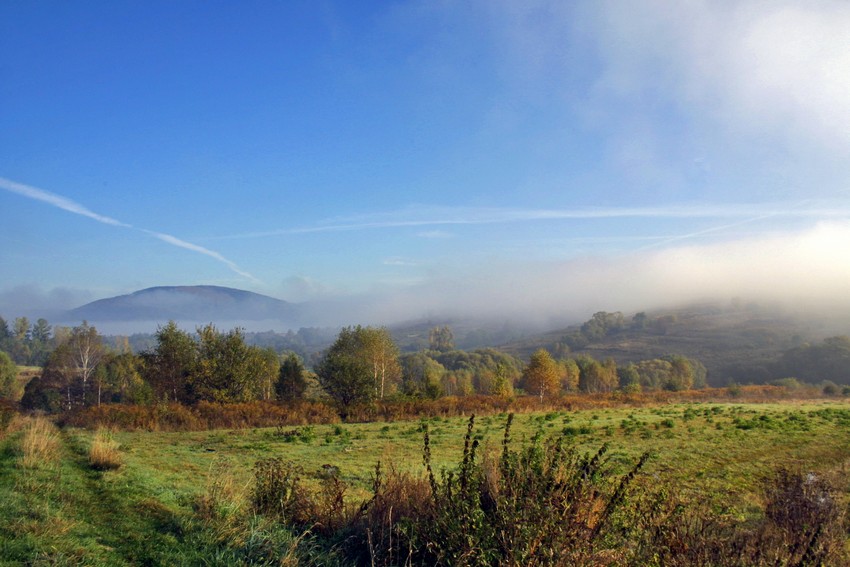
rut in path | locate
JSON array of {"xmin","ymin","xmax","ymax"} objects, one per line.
[{"xmin": 53, "ymin": 429, "xmax": 186, "ymax": 564}]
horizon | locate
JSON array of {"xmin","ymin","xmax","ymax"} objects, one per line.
[{"xmin": 3, "ymin": 2, "xmax": 850, "ymax": 327}]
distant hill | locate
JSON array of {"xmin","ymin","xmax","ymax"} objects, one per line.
[
  {"xmin": 498, "ymin": 303, "xmax": 844, "ymax": 386},
  {"xmin": 67, "ymin": 286, "xmax": 301, "ymax": 325}
]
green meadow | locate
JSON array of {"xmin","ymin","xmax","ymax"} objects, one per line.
[{"xmin": 2, "ymin": 400, "xmax": 849, "ymax": 565}]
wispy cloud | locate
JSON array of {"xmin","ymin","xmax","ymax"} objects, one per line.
[
  {"xmin": 1, "ymin": 177, "xmax": 258, "ymax": 282},
  {"xmin": 213, "ymin": 202, "xmax": 850, "ymax": 240}
]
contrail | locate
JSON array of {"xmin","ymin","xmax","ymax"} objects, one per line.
[
  {"xmin": 637, "ymin": 199, "xmax": 821, "ymax": 251},
  {"xmin": 146, "ymin": 231, "xmax": 261, "ymax": 283},
  {"xmin": 0, "ymin": 176, "xmax": 258, "ymax": 282},
  {"xmin": 0, "ymin": 176, "xmax": 130, "ymax": 227}
]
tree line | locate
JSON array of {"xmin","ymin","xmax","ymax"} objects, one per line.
[
  {"xmin": 20, "ymin": 321, "xmax": 302, "ymax": 412},
  {"xmin": 0, "ymin": 315, "xmax": 55, "ymax": 366},
  {"xmin": 17, "ymin": 314, "xmax": 850, "ymax": 415},
  {"xmin": 5, "ymin": 317, "xmax": 717, "ymax": 414}
]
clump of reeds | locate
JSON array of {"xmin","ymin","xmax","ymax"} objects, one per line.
[
  {"xmin": 88, "ymin": 427, "xmax": 122, "ymax": 470},
  {"xmin": 18, "ymin": 415, "xmax": 60, "ymax": 469}
]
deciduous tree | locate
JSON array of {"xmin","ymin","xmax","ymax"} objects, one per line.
[
  {"xmin": 400, "ymin": 352, "xmax": 445, "ymax": 398},
  {"xmin": 490, "ymin": 362, "xmax": 514, "ymax": 397},
  {"xmin": 359, "ymin": 326, "xmax": 401, "ymax": 399},
  {"xmin": 522, "ymin": 349, "xmax": 560, "ymax": 401},
  {"xmin": 576, "ymin": 355, "xmax": 618, "ymax": 393},
  {"xmin": 560, "ymin": 358, "xmax": 580, "ymax": 392},
  {"xmin": 191, "ymin": 324, "xmax": 263, "ymax": 403},
  {"xmin": 255, "ymin": 347, "xmax": 281, "ymax": 401},
  {"xmin": 68, "ymin": 322, "xmax": 105, "ymax": 405},
  {"xmin": 315, "ymin": 326, "xmax": 375, "ymax": 409},
  {"xmin": 103, "ymin": 352, "xmax": 150, "ymax": 404},
  {"xmin": 142, "ymin": 321, "xmax": 196, "ymax": 403},
  {"xmin": 429, "ymin": 326, "xmax": 454, "ymax": 352}
]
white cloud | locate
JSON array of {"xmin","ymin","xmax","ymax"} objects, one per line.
[{"xmin": 590, "ymin": 0, "xmax": 850, "ymax": 152}]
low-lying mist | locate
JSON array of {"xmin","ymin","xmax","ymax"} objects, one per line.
[
  {"xmin": 3, "ymin": 221, "xmax": 849, "ymax": 335},
  {"xmin": 329, "ymin": 220, "xmax": 850, "ymax": 329}
]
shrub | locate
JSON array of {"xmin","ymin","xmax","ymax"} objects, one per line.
[
  {"xmin": 252, "ymin": 458, "xmax": 310, "ymax": 524},
  {"xmin": 191, "ymin": 458, "xmax": 338, "ymax": 566},
  {"xmin": 631, "ymin": 468, "xmax": 848, "ymax": 566},
  {"xmin": 363, "ymin": 414, "xmax": 651, "ymax": 566},
  {"xmin": 821, "ymin": 381, "xmax": 840, "ymax": 396},
  {"xmin": 762, "ymin": 468, "xmax": 844, "ymax": 563},
  {"xmin": 88, "ymin": 428, "xmax": 122, "ymax": 470}
]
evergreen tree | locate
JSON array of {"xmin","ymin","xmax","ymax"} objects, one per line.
[{"xmin": 276, "ymin": 353, "xmax": 307, "ymax": 402}]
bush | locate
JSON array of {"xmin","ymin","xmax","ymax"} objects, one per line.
[
  {"xmin": 252, "ymin": 458, "xmax": 310, "ymax": 524},
  {"xmin": 360, "ymin": 414, "xmax": 651, "ymax": 566},
  {"xmin": 630, "ymin": 468, "xmax": 848, "ymax": 566},
  {"xmin": 190, "ymin": 458, "xmax": 340, "ymax": 566}
]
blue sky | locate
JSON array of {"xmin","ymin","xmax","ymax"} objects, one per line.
[{"xmin": 2, "ymin": 1, "xmax": 850, "ymax": 326}]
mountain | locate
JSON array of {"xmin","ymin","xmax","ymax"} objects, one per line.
[{"xmin": 66, "ymin": 286, "xmax": 301, "ymax": 326}]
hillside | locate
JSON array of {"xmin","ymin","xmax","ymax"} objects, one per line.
[{"xmin": 499, "ymin": 303, "xmax": 843, "ymax": 385}]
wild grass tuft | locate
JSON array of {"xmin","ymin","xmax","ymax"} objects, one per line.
[
  {"xmin": 18, "ymin": 416, "xmax": 60, "ymax": 469},
  {"xmin": 88, "ymin": 428, "xmax": 122, "ymax": 470}
]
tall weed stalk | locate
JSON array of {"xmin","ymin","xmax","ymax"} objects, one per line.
[{"xmin": 365, "ymin": 414, "xmax": 650, "ymax": 566}]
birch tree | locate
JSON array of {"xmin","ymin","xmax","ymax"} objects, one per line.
[
  {"xmin": 522, "ymin": 349, "xmax": 560, "ymax": 401},
  {"xmin": 68, "ymin": 321, "xmax": 105, "ymax": 405}
]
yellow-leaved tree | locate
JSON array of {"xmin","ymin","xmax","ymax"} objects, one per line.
[{"xmin": 522, "ymin": 348, "xmax": 560, "ymax": 401}]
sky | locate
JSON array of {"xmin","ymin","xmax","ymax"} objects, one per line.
[{"xmin": 2, "ymin": 1, "xmax": 850, "ymax": 328}]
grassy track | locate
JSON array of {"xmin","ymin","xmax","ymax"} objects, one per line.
[
  {"xmin": 0, "ymin": 421, "xmax": 193, "ymax": 565},
  {"xmin": 2, "ymin": 399, "xmax": 850, "ymax": 564}
]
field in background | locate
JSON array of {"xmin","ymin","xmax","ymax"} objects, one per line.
[{"xmin": 2, "ymin": 399, "xmax": 849, "ymax": 564}]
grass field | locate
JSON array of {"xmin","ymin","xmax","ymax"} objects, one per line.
[{"xmin": 2, "ymin": 399, "xmax": 849, "ymax": 564}]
